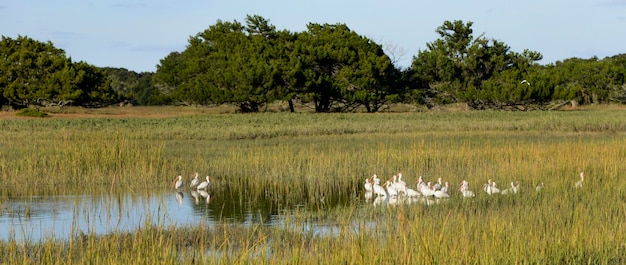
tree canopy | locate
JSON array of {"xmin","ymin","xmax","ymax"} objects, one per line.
[
  {"xmin": 0, "ymin": 35, "xmax": 120, "ymax": 109},
  {"xmin": 3, "ymin": 18, "xmax": 626, "ymax": 112},
  {"xmin": 153, "ymin": 16, "xmax": 400, "ymax": 112}
]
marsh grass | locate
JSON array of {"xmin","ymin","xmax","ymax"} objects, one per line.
[{"xmin": 1, "ymin": 108, "xmax": 626, "ymax": 263}]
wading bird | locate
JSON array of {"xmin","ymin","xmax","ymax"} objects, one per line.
[
  {"xmin": 535, "ymin": 182, "xmax": 544, "ymax": 192},
  {"xmin": 364, "ymin": 175, "xmax": 374, "ymax": 192},
  {"xmin": 190, "ymin": 172, "xmax": 199, "ymax": 188},
  {"xmin": 384, "ymin": 180, "xmax": 399, "ymax": 197},
  {"xmin": 501, "ymin": 181, "xmax": 520, "ymax": 195},
  {"xmin": 174, "ymin": 175, "xmax": 184, "ymax": 190},
  {"xmin": 197, "ymin": 176, "xmax": 212, "ymax": 190},
  {"xmin": 483, "ymin": 179, "xmax": 500, "ymax": 195},
  {"xmin": 575, "ymin": 172, "xmax": 585, "ymax": 189},
  {"xmin": 372, "ymin": 180, "xmax": 387, "ymax": 197},
  {"xmin": 459, "ymin": 180, "xmax": 476, "ymax": 198}
]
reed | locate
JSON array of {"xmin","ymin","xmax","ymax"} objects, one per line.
[{"xmin": 1, "ymin": 108, "xmax": 625, "ymax": 263}]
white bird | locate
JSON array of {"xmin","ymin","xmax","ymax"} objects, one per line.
[
  {"xmin": 433, "ymin": 189, "xmax": 450, "ymax": 199},
  {"xmin": 459, "ymin": 180, "xmax": 476, "ymax": 198},
  {"xmin": 396, "ymin": 173, "xmax": 407, "ymax": 187},
  {"xmin": 461, "ymin": 189, "xmax": 476, "ymax": 198},
  {"xmin": 501, "ymin": 181, "xmax": 520, "ymax": 195},
  {"xmin": 441, "ymin": 182, "xmax": 450, "ymax": 194},
  {"xmin": 483, "ymin": 179, "xmax": 500, "ymax": 195},
  {"xmin": 575, "ymin": 172, "xmax": 585, "ymax": 188},
  {"xmin": 535, "ymin": 182, "xmax": 545, "ymax": 192},
  {"xmin": 372, "ymin": 174, "xmax": 381, "ymax": 185},
  {"xmin": 433, "ymin": 177, "xmax": 443, "ymax": 191},
  {"xmin": 174, "ymin": 175, "xmax": 184, "ymax": 190},
  {"xmin": 491, "ymin": 180, "xmax": 501, "ymax": 193},
  {"xmin": 372, "ymin": 181, "xmax": 387, "ymax": 197},
  {"xmin": 420, "ymin": 182, "xmax": 434, "ymax": 197},
  {"xmin": 364, "ymin": 175, "xmax": 374, "ymax": 192},
  {"xmin": 384, "ymin": 180, "xmax": 399, "ymax": 197},
  {"xmin": 406, "ymin": 187, "xmax": 420, "ymax": 197},
  {"xmin": 190, "ymin": 172, "xmax": 200, "ymax": 188},
  {"xmin": 390, "ymin": 175, "xmax": 407, "ymax": 195},
  {"xmin": 521, "ymin": 79, "xmax": 530, "ymax": 86},
  {"xmin": 197, "ymin": 175, "xmax": 212, "ymax": 190},
  {"xmin": 416, "ymin": 176, "xmax": 424, "ymax": 189}
]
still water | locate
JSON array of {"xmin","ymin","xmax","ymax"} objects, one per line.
[
  {"xmin": 0, "ymin": 188, "xmax": 300, "ymax": 242},
  {"xmin": 0, "ymin": 187, "xmax": 382, "ymax": 242}
]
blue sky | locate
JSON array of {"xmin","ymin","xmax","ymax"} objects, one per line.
[{"xmin": 2, "ymin": 0, "xmax": 625, "ymax": 72}]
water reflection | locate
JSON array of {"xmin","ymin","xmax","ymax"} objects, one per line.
[
  {"xmin": 0, "ymin": 187, "xmax": 448, "ymax": 242},
  {"xmin": 0, "ymin": 187, "xmax": 353, "ymax": 242}
]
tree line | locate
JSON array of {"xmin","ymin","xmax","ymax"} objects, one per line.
[{"xmin": 2, "ymin": 16, "xmax": 625, "ymax": 112}]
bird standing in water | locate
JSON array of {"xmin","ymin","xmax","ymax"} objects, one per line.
[
  {"xmin": 174, "ymin": 175, "xmax": 184, "ymax": 190},
  {"xmin": 197, "ymin": 176, "xmax": 212, "ymax": 190},
  {"xmin": 190, "ymin": 172, "xmax": 200, "ymax": 188}
]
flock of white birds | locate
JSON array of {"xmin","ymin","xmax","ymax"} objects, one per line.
[
  {"xmin": 363, "ymin": 172, "xmax": 586, "ymax": 205},
  {"xmin": 174, "ymin": 172, "xmax": 213, "ymax": 191},
  {"xmin": 173, "ymin": 172, "xmax": 215, "ymax": 205}
]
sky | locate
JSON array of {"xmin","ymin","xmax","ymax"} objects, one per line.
[{"xmin": 2, "ymin": 0, "xmax": 625, "ymax": 73}]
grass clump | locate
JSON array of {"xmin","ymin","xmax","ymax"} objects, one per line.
[{"xmin": 15, "ymin": 108, "xmax": 48, "ymax": 118}]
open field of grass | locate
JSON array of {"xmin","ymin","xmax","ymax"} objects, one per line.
[{"xmin": 0, "ymin": 106, "xmax": 625, "ymax": 264}]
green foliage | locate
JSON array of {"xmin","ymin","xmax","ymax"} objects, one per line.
[
  {"xmin": 15, "ymin": 107, "xmax": 48, "ymax": 117},
  {"xmin": 0, "ymin": 35, "xmax": 121, "ymax": 109},
  {"xmin": 5, "ymin": 19, "xmax": 626, "ymax": 111},
  {"xmin": 410, "ymin": 20, "xmax": 544, "ymax": 107},
  {"xmin": 294, "ymin": 23, "xmax": 400, "ymax": 112},
  {"xmin": 102, "ymin": 67, "xmax": 168, "ymax": 105},
  {"xmin": 154, "ymin": 15, "xmax": 400, "ymax": 112},
  {"xmin": 548, "ymin": 57, "xmax": 625, "ymax": 104}
]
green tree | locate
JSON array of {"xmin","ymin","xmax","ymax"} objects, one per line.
[
  {"xmin": 410, "ymin": 20, "xmax": 543, "ymax": 108},
  {"xmin": 294, "ymin": 23, "xmax": 400, "ymax": 112},
  {"xmin": 550, "ymin": 57, "xmax": 624, "ymax": 104},
  {"xmin": 0, "ymin": 35, "xmax": 118, "ymax": 109},
  {"xmin": 103, "ymin": 67, "xmax": 166, "ymax": 105}
]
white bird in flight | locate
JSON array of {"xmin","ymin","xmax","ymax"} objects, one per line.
[{"xmin": 521, "ymin": 79, "xmax": 530, "ymax": 86}]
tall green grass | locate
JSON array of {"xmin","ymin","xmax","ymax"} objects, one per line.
[{"xmin": 1, "ymin": 109, "xmax": 625, "ymax": 263}]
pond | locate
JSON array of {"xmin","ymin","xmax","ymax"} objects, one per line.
[
  {"xmin": 0, "ymin": 187, "xmax": 294, "ymax": 242},
  {"xmin": 0, "ymin": 184, "xmax": 453, "ymax": 242},
  {"xmin": 0, "ymin": 186, "xmax": 371, "ymax": 242}
]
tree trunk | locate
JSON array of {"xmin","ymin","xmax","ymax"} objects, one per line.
[{"xmin": 288, "ymin": 99, "xmax": 295, "ymax": 113}]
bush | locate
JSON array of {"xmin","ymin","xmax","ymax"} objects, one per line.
[{"xmin": 16, "ymin": 108, "xmax": 49, "ymax": 117}]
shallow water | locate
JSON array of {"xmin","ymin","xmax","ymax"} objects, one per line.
[
  {"xmin": 0, "ymin": 186, "xmax": 366, "ymax": 242},
  {"xmin": 0, "ymin": 186, "xmax": 445, "ymax": 242}
]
